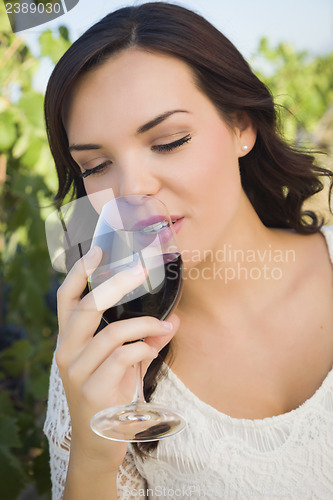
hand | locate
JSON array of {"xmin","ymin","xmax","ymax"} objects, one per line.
[{"xmin": 55, "ymin": 246, "xmax": 179, "ymax": 471}]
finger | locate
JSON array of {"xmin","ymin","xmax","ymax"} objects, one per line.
[
  {"xmin": 141, "ymin": 314, "xmax": 180, "ymax": 373},
  {"xmin": 62, "ymin": 316, "xmax": 176, "ymax": 384},
  {"xmin": 80, "ymin": 342, "xmax": 159, "ymax": 409},
  {"xmin": 88, "ymin": 264, "xmax": 146, "ymax": 313},
  {"xmin": 58, "ymin": 258, "xmax": 146, "ymax": 344},
  {"xmin": 59, "ymin": 264, "xmax": 148, "ymax": 350},
  {"xmin": 144, "ymin": 313, "xmax": 179, "ymax": 352},
  {"xmin": 57, "ymin": 246, "xmax": 103, "ymax": 333}
]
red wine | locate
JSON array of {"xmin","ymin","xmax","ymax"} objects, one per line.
[{"xmin": 90, "ymin": 253, "xmax": 182, "ymax": 323}]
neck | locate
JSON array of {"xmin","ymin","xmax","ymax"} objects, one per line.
[{"xmin": 177, "ymin": 194, "xmax": 294, "ymax": 321}]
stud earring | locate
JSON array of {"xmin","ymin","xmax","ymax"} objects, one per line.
[{"xmin": 241, "ymin": 145, "xmax": 249, "ymax": 152}]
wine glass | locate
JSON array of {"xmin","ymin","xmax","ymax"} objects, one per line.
[{"xmin": 88, "ymin": 195, "xmax": 185, "ymax": 442}]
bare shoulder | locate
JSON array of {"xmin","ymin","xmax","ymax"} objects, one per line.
[
  {"xmin": 273, "ymin": 226, "xmax": 333, "ymax": 284},
  {"xmin": 279, "ymin": 225, "xmax": 333, "ymax": 364},
  {"xmin": 276, "ymin": 227, "xmax": 333, "ymax": 318},
  {"xmin": 255, "ymin": 226, "xmax": 333, "ymax": 415}
]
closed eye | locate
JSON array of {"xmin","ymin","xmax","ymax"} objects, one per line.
[
  {"xmin": 79, "ymin": 160, "xmax": 112, "ymax": 178},
  {"xmin": 78, "ymin": 134, "xmax": 191, "ymax": 178},
  {"xmin": 152, "ymin": 134, "xmax": 191, "ymax": 152}
]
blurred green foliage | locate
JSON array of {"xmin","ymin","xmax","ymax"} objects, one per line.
[
  {"xmin": 0, "ymin": 4, "xmax": 332, "ymax": 498},
  {"xmin": 0, "ymin": 4, "xmax": 70, "ymax": 499},
  {"xmin": 252, "ymin": 38, "xmax": 333, "ymax": 222},
  {"xmin": 252, "ymin": 38, "xmax": 333, "ymax": 146}
]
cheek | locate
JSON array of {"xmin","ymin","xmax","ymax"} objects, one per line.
[
  {"xmin": 207, "ymin": 129, "xmax": 239, "ymax": 177},
  {"xmin": 177, "ymin": 136, "xmax": 242, "ymax": 259},
  {"xmin": 183, "ymin": 132, "xmax": 241, "ymax": 205},
  {"xmin": 84, "ymin": 185, "xmax": 116, "ymax": 214}
]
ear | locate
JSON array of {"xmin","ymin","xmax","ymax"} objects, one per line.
[{"xmin": 234, "ymin": 112, "xmax": 257, "ymax": 158}]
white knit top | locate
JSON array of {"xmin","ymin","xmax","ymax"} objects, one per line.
[{"xmin": 44, "ymin": 226, "xmax": 333, "ymax": 499}]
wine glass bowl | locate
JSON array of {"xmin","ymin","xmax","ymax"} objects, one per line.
[{"xmin": 89, "ymin": 195, "xmax": 185, "ymax": 442}]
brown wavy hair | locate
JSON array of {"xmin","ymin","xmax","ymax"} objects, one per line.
[{"xmin": 44, "ymin": 2, "xmax": 333, "ymax": 456}]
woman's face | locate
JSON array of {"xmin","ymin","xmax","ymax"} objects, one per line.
[{"xmin": 65, "ymin": 48, "xmax": 255, "ymax": 267}]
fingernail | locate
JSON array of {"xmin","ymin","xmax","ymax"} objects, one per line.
[{"xmin": 161, "ymin": 321, "xmax": 173, "ymax": 331}]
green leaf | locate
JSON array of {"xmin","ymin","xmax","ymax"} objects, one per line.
[
  {"xmin": 0, "ymin": 96, "xmax": 9, "ymax": 113},
  {"xmin": 59, "ymin": 25, "xmax": 70, "ymax": 41},
  {"xmin": 39, "ymin": 29, "xmax": 71, "ymax": 64},
  {"xmin": 0, "ymin": 391, "xmax": 16, "ymax": 417},
  {"xmin": 0, "ymin": 8, "xmax": 11, "ymax": 33},
  {"xmin": 28, "ymin": 371, "xmax": 50, "ymax": 400},
  {"xmin": 12, "ymin": 132, "xmax": 30, "ymax": 158},
  {"xmin": 21, "ymin": 137, "xmax": 46, "ymax": 167},
  {"xmin": 18, "ymin": 93, "xmax": 44, "ymax": 130},
  {"xmin": 0, "ymin": 446, "xmax": 27, "ymax": 500},
  {"xmin": 0, "ymin": 110, "xmax": 16, "ymax": 150},
  {"xmin": 0, "ymin": 415, "xmax": 21, "ymax": 448},
  {"xmin": 0, "ymin": 340, "xmax": 34, "ymax": 377},
  {"xmin": 33, "ymin": 444, "xmax": 52, "ymax": 495}
]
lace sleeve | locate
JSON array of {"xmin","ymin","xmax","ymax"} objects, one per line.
[
  {"xmin": 118, "ymin": 447, "xmax": 147, "ymax": 498},
  {"xmin": 43, "ymin": 352, "xmax": 146, "ymax": 499}
]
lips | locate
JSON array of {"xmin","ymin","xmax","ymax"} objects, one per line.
[
  {"xmin": 170, "ymin": 216, "xmax": 184, "ymax": 234},
  {"xmin": 134, "ymin": 215, "xmax": 184, "ymax": 233},
  {"xmin": 143, "ymin": 220, "xmax": 169, "ymax": 233}
]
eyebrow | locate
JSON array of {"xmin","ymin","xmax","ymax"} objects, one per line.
[
  {"xmin": 69, "ymin": 143, "xmax": 102, "ymax": 152},
  {"xmin": 68, "ymin": 109, "xmax": 189, "ymax": 152},
  {"xmin": 136, "ymin": 109, "xmax": 189, "ymax": 134}
]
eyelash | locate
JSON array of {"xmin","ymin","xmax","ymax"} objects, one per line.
[
  {"xmin": 151, "ymin": 133, "xmax": 192, "ymax": 152},
  {"xmin": 79, "ymin": 161, "xmax": 111, "ymax": 178},
  {"xmin": 79, "ymin": 134, "xmax": 192, "ymax": 178}
]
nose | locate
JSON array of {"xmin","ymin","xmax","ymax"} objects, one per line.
[{"xmin": 118, "ymin": 162, "xmax": 161, "ymax": 198}]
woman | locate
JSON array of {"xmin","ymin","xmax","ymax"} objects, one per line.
[{"xmin": 43, "ymin": 3, "xmax": 333, "ymax": 498}]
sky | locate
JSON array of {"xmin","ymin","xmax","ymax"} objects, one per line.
[{"xmin": 16, "ymin": 0, "xmax": 333, "ymax": 92}]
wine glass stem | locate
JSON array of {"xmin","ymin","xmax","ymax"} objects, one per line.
[{"xmin": 132, "ymin": 361, "xmax": 145, "ymax": 405}]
